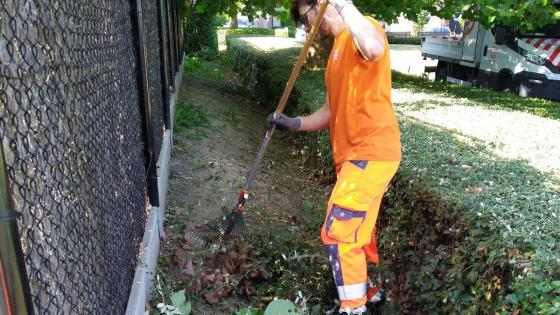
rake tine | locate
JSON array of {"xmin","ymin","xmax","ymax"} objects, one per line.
[{"xmin": 187, "ymin": 210, "xmax": 248, "ymax": 248}]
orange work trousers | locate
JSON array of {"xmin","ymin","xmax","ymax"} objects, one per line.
[{"xmin": 321, "ymin": 160, "xmax": 399, "ymax": 310}]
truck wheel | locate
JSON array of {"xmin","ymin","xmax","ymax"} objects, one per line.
[
  {"xmin": 436, "ymin": 68, "xmax": 448, "ymax": 82},
  {"xmin": 498, "ymin": 75, "xmax": 514, "ymax": 93}
]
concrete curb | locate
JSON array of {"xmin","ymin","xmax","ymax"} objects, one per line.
[{"xmin": 125, "ymin": 63, "xmax": 183, "ymax": 315}]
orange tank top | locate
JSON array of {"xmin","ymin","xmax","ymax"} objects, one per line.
[{"xmin": 325, "ymin": 18, "xmax": 401, "ymax": 172}]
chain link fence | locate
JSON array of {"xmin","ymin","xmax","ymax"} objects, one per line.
[{"xmin": 0, "ymin": 0, "xmax": 183, "ymax": 313}]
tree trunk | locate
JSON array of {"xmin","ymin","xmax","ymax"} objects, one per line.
[
  {"xmin": 229, "ymin": 7, "xmax": 238, "ymax": 29},
  {"xmin": 304, "ymin": 36, "xmax": 334, "ymax": 69}
]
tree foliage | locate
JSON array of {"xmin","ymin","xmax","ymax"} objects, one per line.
[{"xmin": 186, "ymin": 0, "xmax": 559, "ymax": 31}]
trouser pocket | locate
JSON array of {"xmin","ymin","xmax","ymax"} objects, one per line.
[
  {"xmin": 325, "ymin": 204, "xmax": 367, "ymax": 243},
  {"xmin": 324, "ymin": 161, "xmax": 372, "ymax": 243}
]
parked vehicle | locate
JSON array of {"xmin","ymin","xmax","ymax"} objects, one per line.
[
  {"xmin": 420, "ymin": 5, "xmax": 560, "ymax": 101},
  {"xmin": 429, "ymin": 27, "xmax": 451, "ymax": 35}
]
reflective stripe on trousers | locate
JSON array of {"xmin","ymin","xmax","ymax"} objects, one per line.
[{"xmin": 321, "ymin": 160, "xmax": 399, "ymax": 309}]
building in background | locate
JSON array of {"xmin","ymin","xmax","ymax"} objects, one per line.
[{"xmin": 236, "ymin": 12, "xmax": 282, "ymax": 29}]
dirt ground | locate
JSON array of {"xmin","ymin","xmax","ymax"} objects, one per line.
[{"xmin": 159, "ymin": 72, "xmax": 329, "ymax": 313}]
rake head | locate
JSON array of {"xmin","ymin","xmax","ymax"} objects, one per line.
[{"xmin": 187, "ymin": 210, "xmax": 249, "ymax": 248}]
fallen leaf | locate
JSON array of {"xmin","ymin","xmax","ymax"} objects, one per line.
[
  {"xmin": 205, "ymin": 274, "xmax": 216, "ymax": 284},
  {"xmin": 288, "ymin": 215, "xmax": 300, "ymax": 225},
  {"xmin": 181, "ymin": 258, "xmax": 195, "ymax": 279},
  {"xmin": 226, "ymin": 260, "xmax": 235, "ymax": 273},
  {"xmin": 256, "ymin": 301, "xmax": 266, "ymax": 310},
  {"xmin": 442, "ymin": 158, "xmax": 456, "ymax": 165},
  {"xmin": 239, "ymin": 263, "xmax": 252, "ymax": 274},
  {"xmin": 518, "ymin": 262, "xmax": 532, "ymax": 270},
  {"xmin": 179, "ymin": 240, "xmax": 192, "ymax": 250},
  {"xmin": 244, "ymin": 282, "xmax": 255, "ymax": 296},
  {"xmin": 204, "ymin": 292, "xmax": 220, "ymax": 304},
  {"xmin": 257, "ymin": 265, "xmax": 267, "ymax": 278}
]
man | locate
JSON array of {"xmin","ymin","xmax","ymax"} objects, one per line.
[{"xmin": 266, "ymin": 0, "xmax": 401, "ymax": 314}]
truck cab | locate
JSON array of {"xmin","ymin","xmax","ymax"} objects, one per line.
[{"xmin": 420, "ymin": 5, "xmax": 560, "ymax": 101}]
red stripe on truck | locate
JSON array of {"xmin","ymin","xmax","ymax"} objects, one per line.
[
  {"xmin": 533, "ymin": 38, "xmax": 546, "ymax": 48},
  {"xmin": 543, "ymin": 39, "xmax": 558, "ymax": 51},
  {"xmin": 549, "ymin": 45, "xmax": 560, "ymax": 65}
]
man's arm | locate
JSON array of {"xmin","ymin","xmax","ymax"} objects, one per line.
[
  {"xmin": 300, "ymin": 96, "xmax": 331, "ymax": 131},
  {"xmin": 266, "ymin": 97, "xmax": 330, "ymax": 132},
  {"xmin": 328, "ymin": 0, "xmax": 385, "ymax": 62}
]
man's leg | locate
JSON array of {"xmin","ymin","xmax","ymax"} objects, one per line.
[{"xmin": 321, "ymin": 161, "xmax": 399, "ymax": 312}]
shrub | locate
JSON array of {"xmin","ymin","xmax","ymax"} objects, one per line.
[
  {"xmin": 379, "ymin": 116, "xmax": 560, "ymax": 314},
  {"xmin": 184, "ymin": 10, "xmax": 218, "ymax": 59},
  {"xmin": 274, "ymin": 27, "xmax": 289, "ymax": 38},
  {"xmin": 222, "ymin": 35, "xmax": 300, "ymax": 99},
  {"xmin": 387, "ymin": 36, "xmax": 421, "ymax": 45},
  {"xmin": 217, "ymin": 28, "xmax": 275, "ymax": 45}
]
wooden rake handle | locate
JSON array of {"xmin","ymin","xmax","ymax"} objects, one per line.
[
  {"xmin": 272, "ymin": 0, "xmax": 329, "ymax": 121},
  {"xmin": 242, "ymin": 1, "xmax": 329, "ymax": 192}
]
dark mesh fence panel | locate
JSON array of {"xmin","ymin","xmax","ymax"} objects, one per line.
[
  {"xmin": 0, "ymin": 1, "xmax": 148, "ymax": 314},
  {"xmin": 161, "ymin": 0, "xmax": 173, "ymax": 103},
  {"xmin": 167, "ymin": 0, "xmax": 177, "ymax": 83},
  {"xmin": 142, "ymin": 0, "xmax": 164, "ymax": 158}
]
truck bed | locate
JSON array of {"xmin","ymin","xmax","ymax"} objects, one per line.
[{"xmin": 421, "ymin": 36, "xmax": 463, "ymax": 60}]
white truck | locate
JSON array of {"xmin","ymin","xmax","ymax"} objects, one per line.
[{"xmin": 420, "ymin": 5, "xmax": 560, "ymax": 101}]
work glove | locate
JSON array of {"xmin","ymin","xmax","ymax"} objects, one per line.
[
  {"xmin": 327, "ymin": 0, "xmax": 353, "ymax": 13},
  {"xmin": 266, "ymin": 113, "xmax": 301, "ymax": 131}
]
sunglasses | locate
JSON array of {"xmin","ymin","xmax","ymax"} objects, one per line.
[{"xmin": 298, "ymin": 3, "xmax": 317, "ymax": 26}]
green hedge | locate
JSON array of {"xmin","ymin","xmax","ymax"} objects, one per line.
[
  {"xmin": 223, "ymin": 35, "xmax": 301, "ymax": 99},
  {"xmin": 217, "ymin": 28, "xmax": 275, "ymax": 45},
  {"xmin": 387, "ymin": 36, "xmax": 422, "ymax": 45},
  {"xmin": 382, "ymin": 116, "xmax": 560, "ymax": 314},
  {"xmin": 223, "ymin": 37, "xmax": 560, "ymax": 314}
]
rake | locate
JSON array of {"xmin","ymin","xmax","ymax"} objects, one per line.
[{"xmin": 187, "ymin": 1, "xmax": 329, "ymax": 248}]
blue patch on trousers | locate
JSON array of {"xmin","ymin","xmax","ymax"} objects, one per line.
[
  {"xmin": 325, "ymin": 244, "xmax": 344, "ymax": 286},
  {"xmin": 351, "ymin": 160, "xmax": 368, "ymax": 170}
]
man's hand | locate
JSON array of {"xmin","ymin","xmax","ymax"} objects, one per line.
[
  {"xmin": 327, "ymin": 0, "xmax": 353, "ymax": 13},
  {"xmin": 266, "ymin": 113, "xmax": 301, "ymax": 131}
]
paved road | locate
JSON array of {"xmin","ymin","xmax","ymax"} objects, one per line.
[{"xmin": 389, "ymin": 44, "xmax": 437, "ymax": 78}]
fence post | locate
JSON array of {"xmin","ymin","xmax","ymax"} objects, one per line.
[
  {"xmin": 175, "ymin": 0, "xmax": 184, "ymax": 67},
  {"xmin": 167, "ymin": 0, "xmax": 177, "ymax": 92},
  {"xmin": 157, "ymin": 0, "xmax": 171, "ymax": 130},
  {"xmin": 131, "ymin": 0, "xmax": 160, "ymax": 207},
  {"xmin": 0, "ymin": 147, "xmax": 33, "ymax": 315},
  {"xmin": 171, "ymin": 0, "xmax": 181, "ymax": 71}
]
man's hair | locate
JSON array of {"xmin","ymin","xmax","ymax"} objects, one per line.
[{"xmin": 290, "ymin": 0, "xmax": 317, "ymax": 27}]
